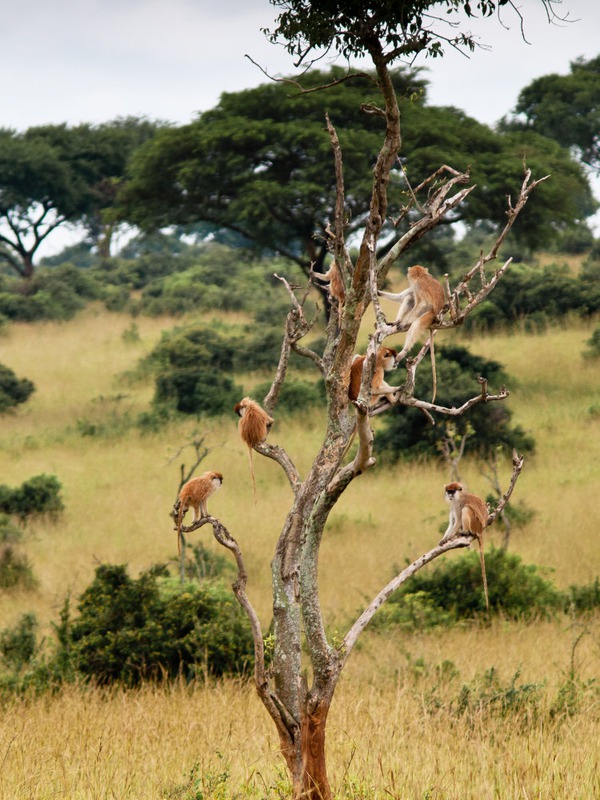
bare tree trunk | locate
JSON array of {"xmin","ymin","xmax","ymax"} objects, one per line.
[{"xmin": 301, "ymin": 700, "xmax": 331, "ymax": 800}]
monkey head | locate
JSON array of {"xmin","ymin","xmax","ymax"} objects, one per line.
[{"xmin": 444, "ymin": 482, "xmax": 463, "ymax": 502}]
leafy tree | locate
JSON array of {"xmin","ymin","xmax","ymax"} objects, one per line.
[
  {"xmin": 167, "ymin": 2, "xmax": 559, "ymax": 797},
  {"xmin": 120, "ymin": 69, "xmax": 593, "ymax": 277},
  {"xmin": 503, "ymin": 54, "xmax": 600, "ymax": 174},
  {"xmin": 0, "ymin": 119, "xmax": 158, "ymax": 277},
  {"xmin": 0, "ymin": 364, "xmax": 35, "ymax": 412}
]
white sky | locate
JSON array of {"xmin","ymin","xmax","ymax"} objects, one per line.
[{"xmin": 1, "ymin": 0, "xmax": 599, "ymax": 252}]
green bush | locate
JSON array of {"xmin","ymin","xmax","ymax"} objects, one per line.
[
  {"xmin": 583, "ymin": 327, "xmax": 600, "ymax": 359},
  {"xmin": 180, "ymin": 542, "xmax": 236, "ymax": 582},
  {"xmin": 566, "ymin": 577, "xmax": 600, "ymax": 613},
  {"xmin": 0, "ymin": 544, "xmax": 37, "ymax": 590},
  {"xmin": 143, "ymin": 325, "xmax": 242, "ymax": 416},
  {"xmin": 374, "ymin": 548, "xmax": 564, "ymax": 628},
  {"xmin": 133, "ymin": 243, "xmax": 304, "ymax": 317},
  {"xmin": 377, "ymin": 344, "xmax": 535, "ymax": 462},
  {"xmin": 0, "ymin": 514, "xmax": 22, "ymax": 543},
  {"xmin": 461, "ymin": 262, "xmax": 600, "ymax": 331},
  {"xmin": 60, "ymin": 564, "xmax": 253, "ymax": 685},
  {"xmin": 0, "ymin": 363, "xmax": 35, "ymax": 412},
  {"xmin": 0, "ymin": 613, "xmax": 38, "ymax": 671},
  {"xmin": 0, "ymin": 265, "xmax": 103, "ymax": 322},
  {"xmin": 0, "ymin": 474, "xmax": 64, "ymax": 520}
]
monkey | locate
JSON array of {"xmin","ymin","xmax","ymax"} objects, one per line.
[
  {"xmin": 233, "ymin": 397, "xmax": 274, "ymax": 503},
  {"xmin": 442, "ymin": 481, "xmax": 490, "ymax": 611},
  {"xmin": 311, "ymin": 259, "xmax": 345, "ymax": 306},
  {"xmin": 348, "ymin": 346, "xmax": 398, "ymax": 407},
  {"xmin": 175, "ymin": 471, "xmax": 223, "ymax": 555},
  {"xmin": 378, "ymin": 265, "xmax": 446, "ymax": 402},
  {"xmin": 311, "ymin": 259, "xmax": 346, "ymax": 326}
]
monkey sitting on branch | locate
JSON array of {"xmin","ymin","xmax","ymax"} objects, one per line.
[
  {"xmin": 441, "ymin": 481, "xmax": 490, "ymax": 611},
  {"xmin": 378, "ymin": 264, "xmax": 446, "ymax": 401},
  {"xmin": 234, "ymin": 397, "xmax": 274, "ymax": 503},
  {"xmin": 174, "ymin": 471, "xmax": 223, "ymax": 555},
  {"xmin": 348, "ymin": 345, "xmax": 398, "ymax": 407}
]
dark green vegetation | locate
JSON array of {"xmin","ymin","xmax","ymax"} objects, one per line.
[
  {"xmin": 0, "ymin": 560, "xmax": 253, "ymax": 694},
  {"xmin": 0, "ymin": 363, "xmax": 35, "ymax": 412},
  {"xmin": 377, "ymin": 344, "xmax": 535, "ymax": 461},
  {"xmin": 373, "ymin": 548, "xmax": 600, "ymax": 630}
]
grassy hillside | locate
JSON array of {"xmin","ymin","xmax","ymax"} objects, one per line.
[{"xmin": 0, "ymin": 305, "xmax": 599, "ymax": 798}]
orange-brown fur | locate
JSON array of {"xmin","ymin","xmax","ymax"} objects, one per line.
[
  {"xmin": 313, "ymin": 259, "xmax": 346, "ymax": 306},
  {"xmin": 175, "ymin": 471, "xmax": 223, "ymax": 555},
  {"xmin": 348, "ymin": 346, "xmax": 398, "ymax": 406},
  {"xmin": 442, "ymin": 482, "xmax": 490, "ymax": 610},
  {"xmin": 233, "ymin": 397, "xmax": 274, "ymax": 502},
  {"xmin": 379, "ymin": 265, "xmax": 445, "ymax": 402}
]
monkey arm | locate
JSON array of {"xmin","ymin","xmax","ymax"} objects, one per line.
[{"xmin": 377, "ymin": 287, "xmax": 411, "ymax": 302}]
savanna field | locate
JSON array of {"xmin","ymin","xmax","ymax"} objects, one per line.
[{"xmin": 1, "ymin": 301, "xmax": 600, "ymax": 799}]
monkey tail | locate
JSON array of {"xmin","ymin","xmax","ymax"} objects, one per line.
[
  {"xmin": 429, "ymin": 330, "xmax": 437, "ymax": 403},
  {"xmin": 478, "ymin": 536, "xmax": 490, "ymax": 612},
  {"xmin": 175, "ymin": 499, "xmax": 184, "ymax": 557},
  {"xmin": 247, "ymin": 446, "xmax": 258, "ymax": 504},
  {"xmin": 339, "ymin": 420, "xmax": 358, "ymax": 463}
]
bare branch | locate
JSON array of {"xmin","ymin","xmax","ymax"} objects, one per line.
[
  {"xmin": 486, "ymin": 449, "xmax": 525, "ymax": 526},
  {"xmin": 341, "ymin": 450, "xmax": 524, "ymax": 664},
  {"xmin": 340, "ymin": 534, "xmax": 474, "ymax": 663},
  {"xmin": 256, "ymin": 440, "xmax": 302, "ymax": 495},
  {"xmin": 245, "ymin": 53, "xmax": 375, "ymax": 95}
]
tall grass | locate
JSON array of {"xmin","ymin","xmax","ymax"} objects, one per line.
[{"xmin": 0, "ymin": 307, "xmax": 599, "ymax": 797}]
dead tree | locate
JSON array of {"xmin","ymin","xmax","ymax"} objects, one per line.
[
  {"xmin": 176, "ymin": 167, "xmax": 541, "ymax": 800},
  {"xmin": 174, "ymin": 5, "xmax": 555, "ymax": 794}
]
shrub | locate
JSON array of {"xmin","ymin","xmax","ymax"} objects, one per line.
[
  {"xmin": 181, "ymin": 542, "xmax": 236, "ymax": 582},
  {"xmin": 0, "ymin": 363, "xmax": 35, "ymax": 413},
  {"xmin": 0, "ymin": 544, "xmax": 37, "ymax": 590},
  {"xmin": 0, "ymin": 613, "xmax": 38, "ymax": 671},
  {"xmin": 60, "ymin": 564, "xmax": 253, "ymax": 685},
  {"xmin": 0, "ymin": 265, "xmax": 103, "ymax": 322},
  {"xmin": 144, "ymin": 325, "xmax": 242, "ymax": 416},
  {"xmin": 375, "ymin": 548, "xmax": 564, "ymax": 627},
  {"xmin": 583, "ymin": 327, "xmax": 600, "ymax": 359},
  {"xmin": 0, "ymin": 474, "xmax": 64, "ymax": 520},
  {"xmin": 0, "ymin": 514, "xmax": 22, "ymax": 543}
]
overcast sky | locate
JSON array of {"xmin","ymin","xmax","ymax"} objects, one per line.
[
  {"xmin": 2, "ymin": 0, "xmax": 599, "ymax": 251},
  {"xmin": 3, "ymin": 0, "xmax": 599, "ymax": 130}
]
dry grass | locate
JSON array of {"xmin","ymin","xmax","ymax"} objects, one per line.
[{"xmin": 1, "ymin": 307, "xmax": 600, "ymax": 798}]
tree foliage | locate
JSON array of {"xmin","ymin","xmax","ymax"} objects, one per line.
[
  {"xmin": 120, "ymin": 67, "xmax": 593, "ymax": 271},
  {"xmin": 0, "ymin": 118, "xmax": 159, "ymax": 277},
  {"xmin": 61, "ymin": 564, "xmax": 253, "ymax": 685},
  {"xmin": 0, "ymin": 363, "xmax": 35, "ymax": 413},
  {"xmin": 504, "ymin": 54, "xmax": 600, "ymax": 174}
]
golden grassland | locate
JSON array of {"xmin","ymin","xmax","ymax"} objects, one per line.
[{"xmin": 0, "ymin": 305, "xmax": 600, "ymax": 798}]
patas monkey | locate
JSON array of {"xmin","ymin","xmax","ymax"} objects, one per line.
[
  {"xmin": 312, "ymin": 259, "xmax": 345, "ymax": 307},
  {"xmin": 379, "ymin": 265, "xmax": 445, "ymax": 401},
  {"xmin": 442, "ymin": 482, "xmax": 490, "ymax": 611},
  {"xmin": 233, "ymin": 397, "xmax": 274, "ymax": 502},
  {"xmin": 175, "ymin": 471, "xmax": 223, "ymax": 555},
  {"xmin": 348, "ymin": 346, "xmax": 398, "ymax": 406}
]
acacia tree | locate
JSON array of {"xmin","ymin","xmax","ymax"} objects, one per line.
[
  {"xmin": 176, "ymin": 2, "xmax": 559, "ymax": 797},
  {"xmin": 0, "ymin": 119, "xmax": 158, "ymax": 277}
]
